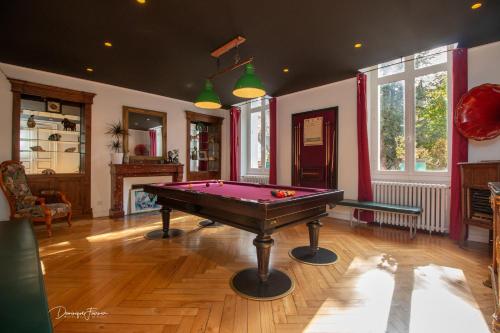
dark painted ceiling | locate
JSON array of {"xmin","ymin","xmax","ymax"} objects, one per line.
[{"xmin": 1, "ymin": 0, "xmax": 499, "ymax": 107}]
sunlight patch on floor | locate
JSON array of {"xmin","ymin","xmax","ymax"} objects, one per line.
[
  {"xmin": 409, "ymin": 264, "xmax": 490, "ymax": 333},
  {"xmin": 305, "ymin": 255, "xmax": 396, "ymax": 333},
  {"xmin": 84, "ymin": 216, "xmax": 188, "ymax": 242}
]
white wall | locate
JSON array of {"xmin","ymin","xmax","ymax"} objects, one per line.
[
  {"xmin": 468, "ymin": 41, "xmax": 500, "ymax": 162},
  {"xmin": 276, "ymin": 78, "xmax": 358, "ymax": 220},
  {"xmin": 0, "ymin": 63, "xmax": 229, "ymax": 219},
  {"xmin": 466, "ymin": 41, "xmax": 500, "ymax": 242}
]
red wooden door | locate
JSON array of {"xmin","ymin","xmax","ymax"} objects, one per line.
[{"xmin": 292, "ymin": 108, "xmax": 338, "ymax": 189}]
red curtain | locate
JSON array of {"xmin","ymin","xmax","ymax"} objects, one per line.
[
  {"xmin": 269, "ymin": 97, "xmax": 277, "ymax": 185},
  {"xmin": 230, "ymin": 107, "xmax": 241, "ymax": 181},
  {"xmin": 449, "ymin": 48, "xmax": 469, "ymax": 240},
  {"xmin": 355, "ymin": 73, "xmax": 374, "ymax": 222},
  {"xmin": 149, "ymin": 129, "xmax": 157, "ymax": 156}
]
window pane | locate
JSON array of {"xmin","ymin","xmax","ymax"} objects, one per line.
[
  {"xmin": 414, "ymin": 46, "xmax": 447, "ymax": 69},
  {"xmin": 378, "ymin": 58, "xmax": 404, "ymax": 78},
  {"xmin": 379, "ymin": 81, "xmax": 405, "ymax": 171},
  {"xmin": 250, "ymin": 98, "xmax": 262, "ymax": 109},
  {"xmin": 415, "ymin": 71, "xmax": 448, "ymax": 171},
  {"xmin": 250, "ymin": 111, "xmax": 262, "ymax": 168},
  {"xmin": 265, "ymin": 109, "xmax": 270, "ymax": 169}
]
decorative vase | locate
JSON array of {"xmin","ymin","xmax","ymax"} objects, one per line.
[
  {"xmin": 111, "ymin": 152, "xmax": 124, "ymax": 165},
  {"xmin": 27, "ymin": 115, "xmax": 36, "ymax": 128}
]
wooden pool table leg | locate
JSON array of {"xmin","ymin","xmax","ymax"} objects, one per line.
[
  {"xmin": 144, "ymin": 206, "xmax": 184, "ymax": 240},
  {"xmin": 230, "ymin": 233, "xmax": 294, "ymax": 300},
  {"xmin": 289, "ymin": 219, "xmax": 339, "ymax": 265},
  {"xmin": 254, "ymin": 234, "xmax": 274, "ymax": 282},
  {"xmin": 307, "ymin": 220, "xmax": 321, "ymax": 256}
]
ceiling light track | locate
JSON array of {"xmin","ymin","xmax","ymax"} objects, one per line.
[{"xmin": 209, "ymin": 57, "xmax": 253, "ymax": 80}]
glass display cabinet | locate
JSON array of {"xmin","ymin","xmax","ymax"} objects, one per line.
[
  {"xmin": 185, "ymin": 111, "xmax": 223, "ymax": 180},
  {"xmin": 10, "ymin": 79, "xmax": 94, "ymax": 217},
  {"xmin": 19, "ymin": 97, "xmax": 85, "ymax": 174}
]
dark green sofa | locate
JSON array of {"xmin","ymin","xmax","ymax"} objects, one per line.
[{"xmin": 0, "ymin": 219, "xmax": 53, "ymax": 332}]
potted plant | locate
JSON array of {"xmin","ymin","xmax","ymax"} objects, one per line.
[{"xmin": 106, "ymin": 121, "xmax": 127, "ymax": 164}]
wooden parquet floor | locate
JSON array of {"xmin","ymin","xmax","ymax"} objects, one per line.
[{"xmin": 37, "ymin": 212, "xmax": 494, "ymax": 333}]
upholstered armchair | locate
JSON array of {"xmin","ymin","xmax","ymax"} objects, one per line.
[{"xmin": 0, "ymin": 160, "xmax": 72, "ymax": 236}]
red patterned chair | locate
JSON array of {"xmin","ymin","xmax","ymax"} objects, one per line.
[{"xmin": 0, "ymin": 160, "xmax": 72, "ymax": 236}]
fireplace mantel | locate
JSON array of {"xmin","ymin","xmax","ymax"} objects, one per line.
[{"xmin": 109, "ymin": 163, "xmax": 184, "ymax": 218}]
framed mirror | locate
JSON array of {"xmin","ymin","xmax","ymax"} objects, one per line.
[{"xmin": 123, "ymin": 106, "xmax": 167, "ymax": 162}]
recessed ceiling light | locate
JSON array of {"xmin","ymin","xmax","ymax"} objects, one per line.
[
  {"xmin": 104, "ymin": 41, "xmax": 112, "ymax": 47},
  {"xmin": 283, "ymin": 68, "xmax": 289, "ymax": 73},
  {"xmin": 471, "ymin": 2, "xmax": 482, "ymax": 9},
  {"xmin": 137, "ymin": 0, "xmax": 146, "ymax": 3},
  {"xmin": 354, "ymin": 43, "xmax": 362, "ymax": 48},
  {"xmin": 86, "ymin": 67, "xmax": 94, "ymax": 72}
]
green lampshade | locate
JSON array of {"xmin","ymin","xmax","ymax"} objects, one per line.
[
  {"xmin": 194, "ymin": 79, "xmax": 221, "ymax": 109},
  {"xmin": 233, "ymin": 63, "xmax": 266, "ymax": 99}
]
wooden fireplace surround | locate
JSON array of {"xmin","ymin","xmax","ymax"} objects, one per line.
[{"xmin": 109, "ymin": 163, "xmax": 184, "ymax": 218}]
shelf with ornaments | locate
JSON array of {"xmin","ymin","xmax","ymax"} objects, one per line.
[{"xmin": 18, "ymin": 96, "xmax": 86, "ymax": 175}]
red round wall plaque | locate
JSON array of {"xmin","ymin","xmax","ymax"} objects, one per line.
[{"xmin": 455, "ymin": 83, "xmax": 500, "ymax": 141}]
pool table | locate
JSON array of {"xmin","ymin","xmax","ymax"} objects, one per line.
[{"xmin": 144, "ymin": 180, "xmax": 343, "ymax": 300}]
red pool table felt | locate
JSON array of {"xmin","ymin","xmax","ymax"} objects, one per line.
[{"xmin": 159, "ymin": 181, "xmax": 327, "ymax": 203}]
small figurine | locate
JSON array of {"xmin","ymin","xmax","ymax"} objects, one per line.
[
  {"xmin": 167, "ymin": 150, "xmax": 174, "ymax": 163},
  {"xmin": 61, "ymin": 118, "xmax": 77, "ymax": 131},
  {"xmin": 48, "ymin": 133, "xmax": 62, "ymax": 141},
  {"xmin": 172, "ymin": 149, "xmax": 179, "ymax": 164},
  {"xmin": 30, "ymin": 145, "xmax": 45, "ymax": 152},
  {"xmin": 27, "ymin": 115, "xmax": 36, "ymax": 128},
  {"xmin": 65, "ymin": 147, "xmax": 76, "ymax": 152},
  {"xmin": 191, "ymin": 147, "xmax": 198, "ymax": 160},
  {"xmin": 42, "ymin": 168, "xmax": 56, "ymax": 175}
]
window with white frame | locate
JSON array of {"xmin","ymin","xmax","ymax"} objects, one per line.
[
  {"xmin": 369, "ymin": 45, "xmax": 452, "ymax": 180},
  {"xmin": 242, "ymin": 97, "xmax": 270, "ymax": 175}
]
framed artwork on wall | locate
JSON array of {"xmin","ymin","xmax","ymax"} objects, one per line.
[{"xmin": 130, "ymin": 188, "xmax": 161, "ymax": 214}]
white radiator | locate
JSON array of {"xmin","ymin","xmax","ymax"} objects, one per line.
[
  {"xmin": 372, "ymin": 181, "xmax": 450, "ymax": 233},
  {"xmin": 240, "ymin": 175, "xmax": 269, "ymax": 184}
]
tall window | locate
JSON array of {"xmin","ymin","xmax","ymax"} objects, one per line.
[
  {"xmin": 247, "ymin": 97, "xmax": 270, "ymax": 174},
  {"xmin": 370, "ymin": 45, "xmax": 451, "ymax": 180}
]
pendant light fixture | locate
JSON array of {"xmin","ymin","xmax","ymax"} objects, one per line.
[
  {"xmin": 232, "ymin": 63, "xmax": 266, "ymax": 98},
  {"xmin": 194, "ymin": 36, "xmax": 266, "ymax": 109},
  {"xmin": 194, "ymin": 79, "xmax": 221, "ymax": 109}
]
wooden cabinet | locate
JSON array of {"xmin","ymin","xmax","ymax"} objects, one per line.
[
  {"xmin": 490, "ymin": 182, "xmax": 500, "ymax": 332},
  {"xmin": 185, "ymin": 111, "xmax": 223, "ymax": 181},
  {"xmin": 459, "ymin": 161, "xmax": 500, "ymax": 245},
  {"xmin": 9, "ymin": 79, "xmax": 94, "ymax": 217}
]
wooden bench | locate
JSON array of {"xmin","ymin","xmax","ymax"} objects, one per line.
[
  {"xmin": 0, "ymin": 219, "xmax": 53, "ymax": 332},
  {"xmin": 337, "ymin": 199, "xmax": 423, "ymax": 238}
]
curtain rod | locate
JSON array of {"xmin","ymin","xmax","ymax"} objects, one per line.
[{"xmin": 359, "ymin": 48, "xmax": 453, "ymax": 74}]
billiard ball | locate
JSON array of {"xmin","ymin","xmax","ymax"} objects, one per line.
[
  {"xmin": 187, "ymin": 183, "xmax": 192, "ymax": 189},
  {"xmin": 218, "ymin": 181, "xmax": 224, "ymax": 186},
  {"xmin": 205, "ymin": 182, "xmax": 210, "ymax": 187}
]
